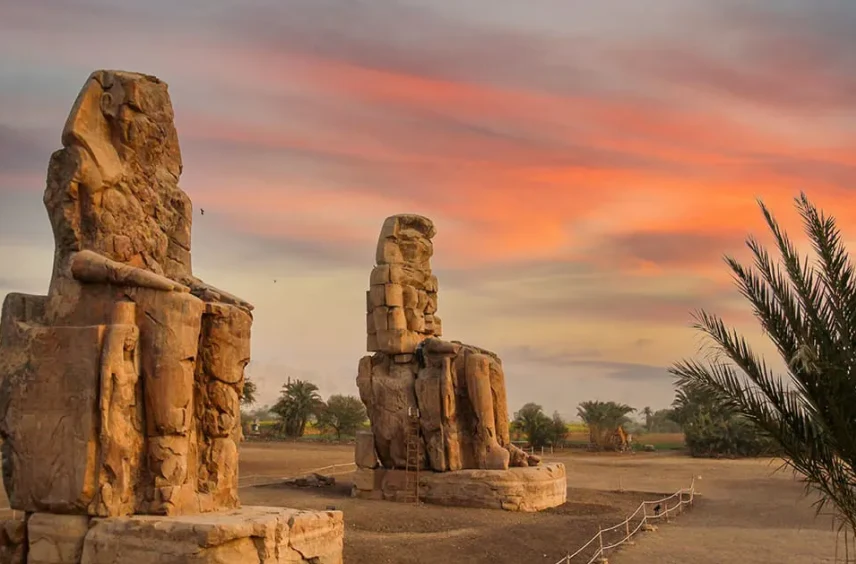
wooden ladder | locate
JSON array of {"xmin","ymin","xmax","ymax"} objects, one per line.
[{"xmin": 403, "ymin": 406, "xmax": 421, "ymax": 505}]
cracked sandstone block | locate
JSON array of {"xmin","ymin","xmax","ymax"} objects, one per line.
[
  {"xmin": 0, "ymin": 512, "xmax": 26, "ymax": 564},
  {"xmin": 80, "ymin": 507, "xmax": 344, "ymax": 564},
  {"xmin": 28, "ymin": 514, "xmax": 91, "ymax": 564}
]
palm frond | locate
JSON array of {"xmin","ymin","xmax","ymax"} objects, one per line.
[{"xmin": 670, "ymin": 194, "xmax": 856, "ymax": 533}]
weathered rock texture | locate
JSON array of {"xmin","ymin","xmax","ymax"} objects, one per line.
[
  {"xmin": 351, "ymin": 463, "xmax": 567, "ymax": 512},
  {"xmin": 80, "ymin": 507, "xmax": 344, "ymax": 564},
  {"xmin": 0, "ymin": 511, "xmax": 26, "ymax": 564},
  {"xmin": 0, "ymin": 68, "xmax": 345, "ymax": 564},
  {"xmin": 28, "ymin": 514, "xmax": 90, "ymax": 564},
  {"xmin": 366, "ymin": 214, "xmax": 441, "ymax": 354},
  {"xmin": 0, "ymin": 70, "xmax": 250, "ymax": 519},
  {"xmin": 357, "ymin": 215, "xmax": 540, "ymax": 473}
]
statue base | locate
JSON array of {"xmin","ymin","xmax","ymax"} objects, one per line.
[
  {"xmin": 0, "ymin": 506, "xmax": 343, "ymax": 563},
  {"xmin": 351, "ymin": 463, "xmax": 567, "ymax": 512}
]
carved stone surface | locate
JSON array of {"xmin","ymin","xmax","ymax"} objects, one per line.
[
  {"xmin": 28, "ymin": 514, "xmax": 91, "ymax": 564},
  {"xmin": 0, "ymin": 68, "xmax": 346, "ymax": 564},
  {"xmin": 0, "ymin": 511, "xmax": 26, "ymax": 564},
  {"xmin": 351, "ymin": 463, "xmax": 567, "ymax": 512},
  {"xmin": 80, "ymin": 507, "xmax": 344, "ymax": 564},
  {"xmin": 354, "ymin": 430, "xmax": 378, "ymax": 469},
  {"xmin": 358, "ymin": 215, "xmax": 540, "ymax": 473},
  {"xmin": 0, "ymin": 307, "xmax": 106, "ymax": 514},
  {"xmin": 195, "ymin": 302, "xmax": 252, "ymax": 512},
  {"xmin": 0, "ymin": 70, "xmax": 253, "ymax": 519}
]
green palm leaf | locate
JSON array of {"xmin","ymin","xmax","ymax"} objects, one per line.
[{"xmin": 670, "ymin": 193, "xmax": 856, "ymax": 533}]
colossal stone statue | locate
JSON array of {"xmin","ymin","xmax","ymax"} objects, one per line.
[
  {"xmin": 0, "ymin": 70, "xmax": 344, "ymax": 563},
  {"xmin": 0, "ymin": 70, "xmax": 251, "ymax": 518},
  {"xmin": 357, "ymin": 214, "xmax": 539, "ymax": 473}
]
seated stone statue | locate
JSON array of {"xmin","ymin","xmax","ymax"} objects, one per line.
[
  {"xmin": 357, "ymin": 215, "xmax": 539, "ymax": 472},
  {"xmin": 0, "ymin": 71, "xmax": 252, "ymax": 518}
]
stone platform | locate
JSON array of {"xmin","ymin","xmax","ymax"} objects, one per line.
[
  {"xmin": 0, "ymin": 506, "xmax": 343, "ymax": 564},
  {"xmin": 352, "ymin": 462, "xmax": 567, "ymax": 511}
]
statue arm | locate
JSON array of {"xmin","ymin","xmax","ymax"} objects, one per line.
[
  {"xmin": 180, "ymin": 276, "xmax": 254, "ymax": 312},
  {"xmin": 71, "ymin": 250, "xmax": 190, "ymax": 293}
]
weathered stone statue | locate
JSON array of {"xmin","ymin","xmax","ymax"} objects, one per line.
[
  {"xmin": 354, "ymin": 216, "xmax": 565, "ymax": 511},
  {"xmin": 0, "ymin": 70, "xmax": 249, "ymax": 518},
  {"xmin": 0, "ymin": 70, "xmax": 342, "ymax": 563},
  {"xmin": 358, "ymin": 215, "xmax": 539, "ymax": 472}
]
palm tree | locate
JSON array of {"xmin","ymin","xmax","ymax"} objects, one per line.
[
  {"xmin": 670, "ymin": 193, "xmax": 856, "ymax": 534},
  {"xmin": 271, "ymin": 379, "xmax": 323, "ymax": 438},
  {"xmin": 642, "ymin": 406, "xmax": 654, "ymax": 432},
  {"xmin": 577, "ymin": 400, "xmax": 635, "ymax": 450},
  {"xmin": 240, "ymin": 376, "xmax": 257, "ymax": 407},
  {"xmin": 513, "ymin": 403, "xmax": 552, "ymax": 448}
]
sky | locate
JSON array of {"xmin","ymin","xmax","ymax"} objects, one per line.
[{"xmin": 1, "ymin": 0, "xmax": 855, "ymax": 419}]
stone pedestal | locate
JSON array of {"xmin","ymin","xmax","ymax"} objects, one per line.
[
  {"xmin": 0, "ymin": 507, "xmax": 343, "ymax": 564},
  {"xmin": 352, "ymin": 463, "xmax": 567, "ymax": 512},
  {"xmin": 0, "ymin": 510, "xmax": 26, "ymax": 564}
]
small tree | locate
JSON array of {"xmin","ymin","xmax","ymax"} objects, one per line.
[
  {"xmin": 547, "ymin": 412, "xmax": 568, "ymax": 447},
  {"xmin": 271, "ymin": 379, "xmax": 323, "ymax": 438},
  {"xmin": 577, "ymin": 400, "xmax": 635, "ymax": 450},
  {"xmin": 316, "ymin": 395, "xmax": 367, "ymax": 440},
  {"xmin": 651, "ymin": 409, "xmax": 682, "ymax": 433},
  {"xmin": 671, "ymin": 380, "xmax": 775, "ymax": 458},
  {"xmin": 642, "ymin": 406, "xmax": 654, "ymax": 432},
  {"xmin": 240, "ymin": 376, "xmax": 258, "ymax": 407},
  {"xmin": 513, "ymin": 403, "xmax": 552, "ymax": 448}
]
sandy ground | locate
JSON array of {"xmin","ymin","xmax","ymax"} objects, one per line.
[
  {"xmin": 592, "ymin": 454, "xmax": 843, "ymax": 564},
  {"xmin": 239, "ymin": 443, "xmax": 655, "ymax": 563},
  {"xmin": 0, "ymin": 442, "xmax": 841, "ymax": 563},
  {"xmin": 235, "ymin": 444, "xmax": 843, "ymax": 563}
]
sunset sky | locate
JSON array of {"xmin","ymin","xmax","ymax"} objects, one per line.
[{"xmin": 1, "ymin": 0, "xmax": 855, "ymax": 418}]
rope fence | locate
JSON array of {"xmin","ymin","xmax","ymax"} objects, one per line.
[
  {"xmin": 554, "ymin": 478, "xmax": 697, "ymax": 564},
  {"xmin": 237, "ymin": 462, "xmax": 357, "ymax": 489}
]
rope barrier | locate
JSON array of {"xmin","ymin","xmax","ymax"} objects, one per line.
[{"xmin": 555, "ymin": 478, "xmax": 696, "ymax": 564}]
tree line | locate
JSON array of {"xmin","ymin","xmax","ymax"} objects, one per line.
[{"xmin": 240, "ymin": 378, "xmax": 368, "ymax": 440}]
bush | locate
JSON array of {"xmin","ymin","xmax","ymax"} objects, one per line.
[{"xmin": 673, "ymin": 381, "xmax": 778, "ymax": 458}]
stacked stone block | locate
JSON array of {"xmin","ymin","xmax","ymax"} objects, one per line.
[
  {"xmin": 366, "ymin": 215, "xmax": 442, "ymax": 355},
  {"xmin": 357, "ymin": 215, "xmax": 541, "ymax": 474}
]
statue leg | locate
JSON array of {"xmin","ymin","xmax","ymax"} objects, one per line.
[
  {"xmin": 195, "ymin": 303, "xmax": 250, "ymax": 510},
  {"xmin": 465, "ymin": 353, "xmax": 510, "ymax": 470},
  {"xmin": 135, "ymin": 290, "xmax": 204, "ymax": 515}
]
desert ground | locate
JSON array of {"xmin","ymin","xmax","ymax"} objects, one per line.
[
  {"xmin": 0, "ymin": 442, "xmax": 839, "ymax": 563},
  {"xmin": 234, "ymin": 442, "xmax": 841, "ymax": 564}
]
